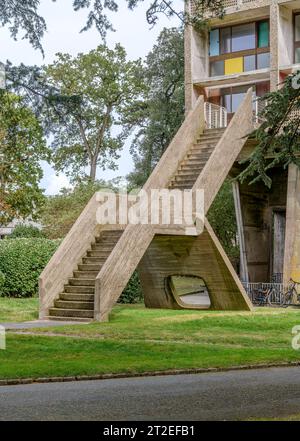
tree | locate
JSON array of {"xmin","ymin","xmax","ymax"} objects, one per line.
[
  {"xmin": 127, "ymin": 27, "xmax": 185, "ymax": 188},
  {"xmin": 39, "ymin": 180, "xmax": 119, "ymax": 239},
  {"xmin": 0, "ymin": 1, "xmax": 224, "ymax": 54},
  {"xmin": 0, "ymin": 91, "xmax": 48, "ymax": 226},
  {"xmin": 239, "ymin": 72, "xmax": 300, "ymax": 187},
  {"xmin": 44, "ymin": 44, "xmax": 144, "ymax": 182},
  {"xmin": 208, "ymin": 180, "xmax": 239, "ymax": 266}
]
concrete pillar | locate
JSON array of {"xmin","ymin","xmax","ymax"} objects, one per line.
[
  {"xmin": 184, "ymin": 22, "xmax": 194, "ymax": 114},
  {"xmin": 283, "ymin": 164, "xmax": 300, "ymax": 284},
  {"xmin": 232, "ymin": 182, "xmax": 249, "ymax": 283},
  {"xmin": 270, "ymin": 1, "xmax": 280, "ymax": 91}
]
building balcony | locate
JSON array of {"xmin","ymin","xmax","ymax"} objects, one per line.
[{"xmin": 194, "ymin": 67, "xmax": 270, "ymax": 88}]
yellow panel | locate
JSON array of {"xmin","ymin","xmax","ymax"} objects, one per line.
[{"xmin": 225, "ymin": 57, "xmax": 243, "ymax": 75}]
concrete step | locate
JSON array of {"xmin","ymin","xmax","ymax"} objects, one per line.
[
  {"xmin": 91, "ymin": 243, "xmax": 116, "ymax": 251},
  {"xmin": 172, "ymin": 179, "xmax": 196, "ymax": 186},
  {"xmin": 54, "ymin": 300, "xmax": 94, "ymax": 310},
  {"xmin": 49, "ymin": 308, "xmax": 94, "ymax": 319},
  {"xmin": 87, "ymin": 250, "xmax": 111, "ymax": 258},
  {"xmin": 187, "ymin": 151, "xmax": 212, "ymax": 157},
  {"xmin": 95, "ymin": 234, "xmax": 122, "ymax": 244},
  {"xmin": 45, "ymin": 316, "xmax": 92, "ymax": 323},
  {"xmin": 183, "ymin": 157, "xmax": 210, "ymax": 164},
  {"xmin": 170, "ymin": 184, "xmax": 193, "ymax": 190},
  {"xmin": 176, "ymin": 171, "xmax": 200, "ymax": 178},
  {"xmin": 60, "ymin": 293, "xmax": 94, "ymax": 302},
  {"xmin": 64, "ymin": 285, "xmax": 95, "ymax": 294},
  {"xmin": 82, "ymin": 257, "xmax": 107, "ymax": 264},
  {"xmin": 78, "ymin": 263, "xmax": 102, "ymax": 272},
  {"xmin": 69, "ymin": 278, "xmax": 96, "ymax": 286},
  {"xmin": 178, "ymin": 160, "xmax": 206, "ymax": 171},
  {"xmin": 73, "ymin": 271, "xmax": 99, "ymax": 279}
]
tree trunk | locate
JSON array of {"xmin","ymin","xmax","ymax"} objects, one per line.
[{"xmin": 89, "ymin": 159, "xmax": 97, "ymax": 182}]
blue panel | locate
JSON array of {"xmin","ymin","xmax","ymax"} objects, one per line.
[{"xmin": 209, "ymin": 29, "xmax": 220, "ymax": 56}]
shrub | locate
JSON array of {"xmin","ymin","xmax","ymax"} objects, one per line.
[
  {"xmin": 8, "ymin": 224, "xmax": 45, "ymax": 239},
  {"xmin": 0, "ymin": 238, "xmax": 60, "ymax": 298},
  {"xmin": 0, "ymin": 271, "xmax": 5, "ymax": 296},
  {"xmin": 119, "ymin": 272, "xmax": 143, "ymax": 304}
]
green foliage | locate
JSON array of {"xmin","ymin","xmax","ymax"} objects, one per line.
[
  {"xmin": 8, "ymin": 225, "xmax": 45, "ymax": 239},
  {"xmin": 0, "ymin": 239, "xmax": 60, "ymax": 298},
  {"xmin": 119, "ymin": 272, "xmax": 143, "ymax": 304},
  {"xmin": 208, "ymin": 180, "xmax": 239, "ymax": 265},
  {"xmin": 0, "ymin": 271, "xmax": 5, "ymax": 296},
  {"xmin": 0, "ymin": 91, "xmax": 48, "ymax": 226},
  {"xmin": 0, "ymin": 1, "xmax": 224, "ymax": 54},
  {"xmin": 128, "ymin": 27, "xmax": 185, "ymax": 188},
  {"xmin": 239, "ymin": 72, "xmax": 300, "ymax": 187},
  {"xmin": 40, "ymin": 180, "xmax": 118, "ymax": 239},
  {"xmin": 45, "ymin": 45, "xmax": 145, "ymax": 182}
]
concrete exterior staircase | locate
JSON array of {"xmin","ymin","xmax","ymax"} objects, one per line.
[
  {"xmin": 40, "ymin": 91, "xmax": 254, "ymax": 322},
  {"xmin": 169, "ymin": 129, "xmax": 225, "ymax": 190},
  {"xmin": 47, "ymin": 130, "xmax": 225, "ymax": 320},
  {"xmin": 48, "ymin": 230, "xmax": 123, "ymax": 320}
]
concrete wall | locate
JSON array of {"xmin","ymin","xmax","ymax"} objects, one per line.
[{"xmin": 238, "ymin": 167, "xmax": 288, "ymax": 282}]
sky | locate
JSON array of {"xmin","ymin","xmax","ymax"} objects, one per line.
[{"xmin": 0, "ymin": 0, "xmax": 181, "ymax": 195}]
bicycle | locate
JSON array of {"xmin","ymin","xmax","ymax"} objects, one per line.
[
  {"xmin": 280, "ymin": 279, "xmax": 300, "ymax": 308},
  {"xmin": 253, "ymin": 287, "xmax": 273, "ymax": 307}
]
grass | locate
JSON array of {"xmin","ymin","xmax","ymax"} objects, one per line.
[
  {"xmin": 0, "ymin": 302, "xmax": 300, "ymax": 380},
  {"xmin": 0, "ymin": 298, "xmax": 38, "ymax": 322}
]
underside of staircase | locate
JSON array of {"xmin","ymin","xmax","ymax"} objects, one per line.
[{"xmin": 41, "ymin": 90, "xmax": 255, "ymax": 322}]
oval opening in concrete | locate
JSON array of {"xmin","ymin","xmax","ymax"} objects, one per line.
[{"xmin": 168, "ymin": 275, "xmax": 211, "ymax": 309}]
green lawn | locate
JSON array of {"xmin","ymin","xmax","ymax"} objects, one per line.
[
  {"xmin": 0, "ymin": 298, "xmax": 38, "ymax": 322},
  {"xmin": 0, "ymin": 302, "xmax": 300, "ymax": 380}
]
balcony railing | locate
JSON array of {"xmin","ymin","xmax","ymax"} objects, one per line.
[
  {"xmin": 253, "ymin": 97, "xmax": 267, "ymax": 125},
  {"xmin": 205, "ymin": 102, "xmax": 228, "ymax": 129}
]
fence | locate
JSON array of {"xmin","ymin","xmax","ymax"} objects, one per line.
[
  {"xmin": 242, "ymin": 282, "xmax": 285, "ymax": 305},
  {"xmin": 205, "ymin": 102, "xmax": 228, "ymax": 129}
]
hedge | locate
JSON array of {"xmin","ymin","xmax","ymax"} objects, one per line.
[
  {"xmin": 0, "ymin": 239, "xmax": 60, "ymax": 298},
  {"xmin": 8, "ymin": 224, "xmax": 45, "ymax": 239},
  {"xmin": 119, "ymin": 271, "xmax": 143, "ymax": 304},
  {"xmin": 0, "ymin": 238, "xmax": 143, "ymax": 302},
  {"xmin": 0, "ymin": 271, "xmax": 5, "ymax": 296}
]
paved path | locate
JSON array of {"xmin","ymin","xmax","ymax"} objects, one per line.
[{"xmin": 1, "ymin": 367, "xmax": 300, "ymax": 420}]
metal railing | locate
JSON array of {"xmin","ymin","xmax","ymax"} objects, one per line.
[
  {"xmin": 205, "ymin": 102, "xmax": 228, "ymax": 129},
  {"xmin": 242, "ymin": 282, "xmax": 285, "ymax": 305},
  {"xmin": 253, "ymin": 97, "xmax": 267, "ymax": 125}
]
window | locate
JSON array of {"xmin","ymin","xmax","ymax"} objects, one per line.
[
  {"xmin": 210, "ymin": 29, "xmax": 220, "ymax": 56},
  {"xmin": 211, "ymin": 60, "xmax": 224, "ymax": 76},
  {"xmin": 209, "ymin": 20, "xmax": 270, "ymax": 77},
  {"xmin": 295, "ymin": 14, "xmax": 300, "ymax": 42},
  {"xmin": 258, "ymin": 21, "xmax": 269, "ymax": 48},
  {"xmin": 219, "ymin": 83, "xmax": 270, "ymax": 113},
  {"xmin": 257, "ymin": 52, "xmax": 270, "ymax": 69},
  {"xmin": 295, "ymin": 14, "xmax": 300, "ymax": 63},
  {"xmin": 221, "ymin": 85, "xmax": 251, "ymax": 113},
  {"xmin": 220, "ymin": 27, "xmax": 231, "ymax": 54},
  {"xmin": 244, "ymin": 55, "xmax": 256, "ymax": 72},
  {"xmin": 231, "ymin": 23, "xmax": 256, "ymax": 52}
]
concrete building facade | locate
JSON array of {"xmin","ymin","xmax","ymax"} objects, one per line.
[{"xmin": 185, "ymin": 0, "xmax": 300, "ymax": 284}]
